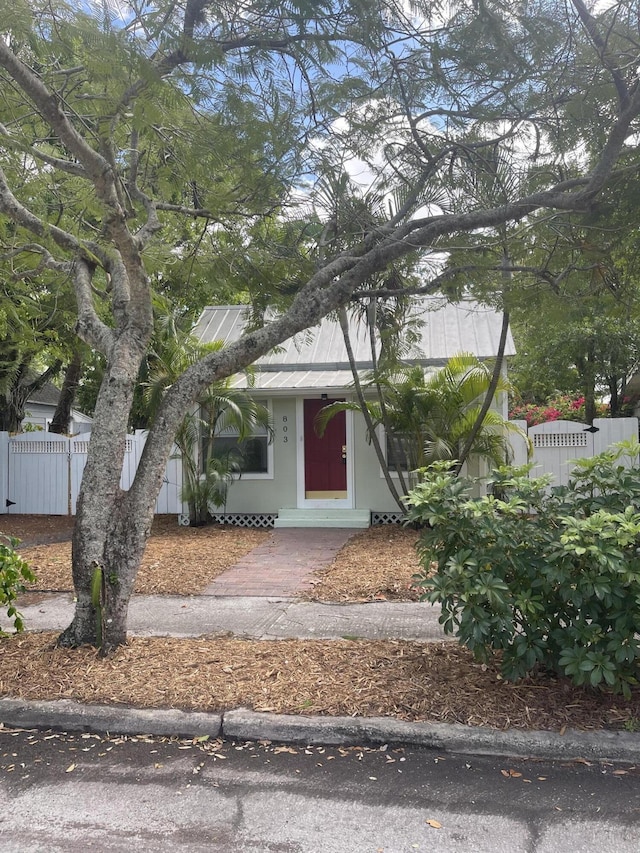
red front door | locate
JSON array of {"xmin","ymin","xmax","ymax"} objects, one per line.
[{"xmin": 303, "ymin": 399, "xmax": 347, "ymax": 498}]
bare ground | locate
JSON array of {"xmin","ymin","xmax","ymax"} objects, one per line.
[{"xmin": 1, "ymin": 516, "xmax": 639, "ymax": 732}]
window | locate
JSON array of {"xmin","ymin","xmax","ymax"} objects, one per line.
[
  {"xmin": 385, "ymin": 431, "xmax": 412, "ymax": 472},
  {"xmin": 202, "ymin": 419, "xmax": 272, "ymax": 478},
  {"xmin": 214, "ymin": 432, "xmax": 269, "ymax": 474}
]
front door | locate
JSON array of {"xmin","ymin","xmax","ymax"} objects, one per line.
[{"xmin": 303, "ymin": 398, "xmax": 347, "ymax": 499}]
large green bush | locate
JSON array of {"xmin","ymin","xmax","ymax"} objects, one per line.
[
  {"xmin": 405, "ymin": 442, "xmax": 640, "ymax": 697},
  {"xmin": 0, "ymin": 535, "xmax": 35, "ymax": 636}
]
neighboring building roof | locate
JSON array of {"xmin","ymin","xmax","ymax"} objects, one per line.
[
  {"xmin": 26, "ymin": 381, "xmax": 93, "ymax": 424},
  {"xmin": 193, "ymin": 297, "xmax": 515, "ymax": 392},
  {"xmin": 28, "ymin": 381, "xmax": 61, "ymax": 406}
]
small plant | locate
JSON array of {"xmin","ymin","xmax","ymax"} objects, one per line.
[
  {"xmin": 406, "ymin": 445, "xmax": 640, "ymax": 697},
  {"xmin": 0, "ymin": 535, "xmax": 36, "ymax": 635}
]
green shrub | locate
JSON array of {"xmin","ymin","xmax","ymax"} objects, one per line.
[
  {"xmin": 0, "ymin": 535, "xmax": 36, "ymax": 636},
  {"xmin": 405, "ymin": 443, "xmax": 640, "ymax": 697}
]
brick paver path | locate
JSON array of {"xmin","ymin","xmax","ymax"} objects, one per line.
[{"xmin": 202, "ymin": 528, "xmax": 357, "ymax": 597}]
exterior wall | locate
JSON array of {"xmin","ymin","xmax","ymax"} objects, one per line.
[
  {"xmin": 220, "ymin": 396, "xmax": 404, "ymax": 514},
  {"xmin": 221, "ymin": 397, "xmax": 298, "ymax": 514},
  {"xmin": 22, "ymin": 402, "xmax": 92, "ymax": 435},
  {"xmin": 22, "ymin": 402, "xmax": 54, "ymax": 432},
  {"xmin": 352, "ymin": 410, "xmax": 401, "ymax": 513}
]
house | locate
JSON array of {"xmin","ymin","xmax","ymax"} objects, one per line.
[
  {"xmin": 193, "ymin": 297, "xmax": 515, "ymax": 528},
  {"xmin": 24, "ymin": 383, "xmax": 93, "ymax": 435}
]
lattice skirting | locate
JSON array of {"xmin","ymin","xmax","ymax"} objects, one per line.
[
  {"xmin": 209, "ymin": 513, "xmax": 277, "ymax": 528},
  {"xmin": 371, "ymin": 511, "xmax": 406, "ymax": 525}
]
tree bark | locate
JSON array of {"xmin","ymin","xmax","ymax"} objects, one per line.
[
  {"xmin": 49, "ymin": 350, "xmax": 83, "ymax": 435},
  {"xmin": 338, "ymin": 307, "xmax": 406, "ymax": 511},
  {"xmin": 454, "ymin": 255, "xmax": 511, "ymax": 477}
]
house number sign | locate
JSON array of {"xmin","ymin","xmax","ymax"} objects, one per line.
[{"xmin": 282, "ymin": 415, "xmax": 288, "ymax": 443}]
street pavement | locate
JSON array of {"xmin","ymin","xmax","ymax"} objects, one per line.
[{"xmin": 1, "ymin": 728, "xmax": 639, "ymax": 852}]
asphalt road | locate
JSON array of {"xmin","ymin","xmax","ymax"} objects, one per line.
[{"xmin": 0, "ymin": 728, "xmax": 639, "ymax": 852}]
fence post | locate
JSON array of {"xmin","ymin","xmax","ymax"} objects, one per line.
[{"xmin": 0, "ymin": 432, "xmax": 8, "ymax": 514}]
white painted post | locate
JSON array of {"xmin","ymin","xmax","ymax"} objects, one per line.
[
  {"xmin": 508, "ymin": 420, "xmax": 529, "ymax": 468},
  {"xmin": 0, "ymin": 432, "xmax": 9, "ymax": 514}
]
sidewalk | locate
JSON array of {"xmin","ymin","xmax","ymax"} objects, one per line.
[{"xmin": 6, "ymin": 593, "xmax": 447, "ymax": 641}]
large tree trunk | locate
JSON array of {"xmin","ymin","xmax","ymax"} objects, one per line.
[{"xmin": 57, "ymin": 327, "xmax": 155, "ymax": 652}]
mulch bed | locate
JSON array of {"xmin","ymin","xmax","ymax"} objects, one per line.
[
  {"xmin": 1, "ymin": 632, "xmax": 639, "ymax": 731},
  {"xmin": 2, "ymin": 516, "xmax": 270, "ymax": 596},
  {"xmin": 301, "ymin": 525, "xmax": 422, "ymax": 602}
]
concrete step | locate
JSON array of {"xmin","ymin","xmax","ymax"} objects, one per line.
[{"xmin": 274, "ymin": 508, "xmax": 371, "ymax": 528}]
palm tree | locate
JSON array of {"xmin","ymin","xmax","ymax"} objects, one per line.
[
  {"xmin": 383, "ymin": 356, "xmax": 521, "ymax": 473},
  {"xmin": 145, "ymin": 304, "xmax": 271, "ymax": 526},
  {"xmin": 317, "ymin": 353, "xmax": 524, "ymax": 493}
]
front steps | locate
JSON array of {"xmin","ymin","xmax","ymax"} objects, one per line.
[{"xmin": 274, "ymin": 508, "xmax": 371, "ymax": 528}]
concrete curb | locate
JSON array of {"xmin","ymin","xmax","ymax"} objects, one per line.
[
  {"xmin": 0, "ymin": 698, "xmax": 222, "ymax": 739},
  {"xmin": 2, "ymin": 698, "xmax": 639, "ymax": 763}
]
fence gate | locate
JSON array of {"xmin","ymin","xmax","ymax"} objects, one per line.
[
  {"xmin": 7, "ymin": 433, "xmax": 70, "ymax": 515},
  {"xmin": 2, "ymin": 431, "xmax": 183, "ymax": 515},
  {"xmin": 510, "ymin": 418, "xmax": 638, "ymax": 488}
]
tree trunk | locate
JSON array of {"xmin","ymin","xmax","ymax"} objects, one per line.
[
  {"xmin": 57, "ymin": 328, "xmax": 154, "ymax": 651},
  {"xmin": 49, "ymin": 351, "xmax": 83, "ymax": 435},
  {"xmin": 0, "ymin": 359, "xmax": 62, "ymax": 432},
  {"xmin": 59, "ymin": 502, "xmax": 148, "ymax": 652},
  {"xmin": 454, "ymin": 255, "xmax": 511, "ymax": 476}
]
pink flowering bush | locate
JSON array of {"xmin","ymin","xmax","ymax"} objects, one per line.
[{"xmin": 509, "ymin": 395, "xmax": 608, "ymax": 426}]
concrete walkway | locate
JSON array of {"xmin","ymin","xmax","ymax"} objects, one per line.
[{"xmin": 5, "ymin": 592, "xmax": 447, "ymax": 641}]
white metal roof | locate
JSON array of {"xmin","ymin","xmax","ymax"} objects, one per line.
[{"xmin": 193, "ymin": 297, "xmax": 515, "ymax": 392}]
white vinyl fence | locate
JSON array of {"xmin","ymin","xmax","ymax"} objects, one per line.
[
  {"xmin": 0, "ymin": 430, "xmax": 183, "ymax": 516},
  {"xmin": 509, "ymin": 418, "xmax": 639, "ymax": 487},
  {"xmin": 1, "ymin": 418, "xmax": 638, "ymax": 516}
]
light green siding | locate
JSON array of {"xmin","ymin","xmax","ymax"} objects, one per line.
[{"xmin": 222, "ymin": 397, "xmax": 297, "ymax": 514}]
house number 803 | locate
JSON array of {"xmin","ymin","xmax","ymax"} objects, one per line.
[{"xmin": 282, "ymin": 415, "xmax": 288, "ymax": 442}]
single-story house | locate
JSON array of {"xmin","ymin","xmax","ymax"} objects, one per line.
[
  {"xmin": 193, "ymin": 297, "xmax": 515, "ymax": 528},
  {"xmin": 24, "ymin": 383, "xmax": 93, "ymax": 435}
]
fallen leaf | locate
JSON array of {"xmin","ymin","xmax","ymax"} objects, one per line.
[
  {"xmin": 426, "ymin": 819, "xmax": 442, "ymax": 829},
  {"xmin": 65, "ymin": 763, "xmax": 75, "ymax": 773},
  {"xmin": 274, "ymin": 746, "xmax": 298, "ymax": 755},
  {"xmin": 612, "ymin": 769, "xmax": 628, "ymax": 776}
]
